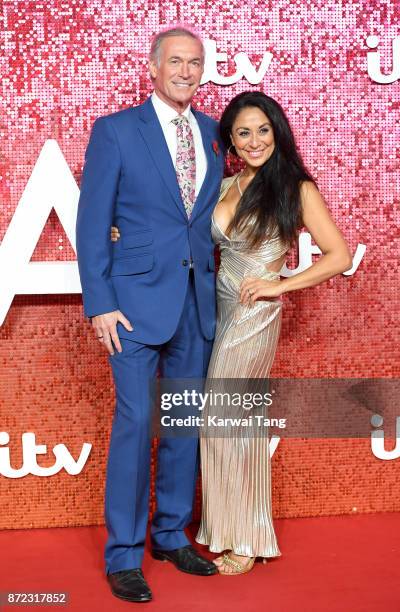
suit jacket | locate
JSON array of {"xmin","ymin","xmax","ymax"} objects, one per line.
[{"xmin": 76, "ymin": 96, "xmax": 225, "ymax": 344}]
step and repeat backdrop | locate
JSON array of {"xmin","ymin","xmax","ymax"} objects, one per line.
[{"xmin": 0, "ymin": 0, "xmax": 399, "ymax": 529}]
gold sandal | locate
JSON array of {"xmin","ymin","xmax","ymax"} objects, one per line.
[{"xmin": 218, "ymin": 553, "xmax": 256, "ymax": 576}]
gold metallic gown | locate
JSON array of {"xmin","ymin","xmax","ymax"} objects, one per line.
[{"xmin": 195, "ymin": 174, "xmax": 289, "ymax": 558}]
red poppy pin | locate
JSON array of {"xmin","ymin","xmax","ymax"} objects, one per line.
[{"xmin": 212, "ymin": 140, "xmax": 219, "ymax": 156}]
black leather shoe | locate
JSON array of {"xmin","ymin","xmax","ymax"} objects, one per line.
[
  {"xmin": 107, "ymin": 569, "xmax": 152, "ymax": 603},
  {"xmin": 152, "ymin": 544, "xmax": 218, "ymax": 576}
]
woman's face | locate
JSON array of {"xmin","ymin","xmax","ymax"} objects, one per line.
[{"xmin": 230, "ymin": 106, "xmax": 275, "ymax": 170}]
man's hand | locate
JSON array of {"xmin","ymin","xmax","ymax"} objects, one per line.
[{"xmin": 91, "ymin": 310, "xmax": 133, "ymax": 355}]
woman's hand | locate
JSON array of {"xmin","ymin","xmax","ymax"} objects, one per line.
[
  {"xmin": 240, "ymin": 276, "xmax": 284, "ymax": 305},
  {"xmin": 111, "ymin": 226, "xmax": 120, "ymax": 242}
]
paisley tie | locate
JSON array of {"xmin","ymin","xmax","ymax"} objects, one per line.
[{"xmin": 171, "ymin": 115, "xmax": 196, "ymax": 217}]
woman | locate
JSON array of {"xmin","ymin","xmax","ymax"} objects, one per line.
[{"xmin": 111, "ymin": 91, "xmax": 352, "ymax": 576}]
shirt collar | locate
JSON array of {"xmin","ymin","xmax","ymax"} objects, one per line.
[{"xmin": 151, "ymin": 91, "xmax": 192, "ymax": 125}]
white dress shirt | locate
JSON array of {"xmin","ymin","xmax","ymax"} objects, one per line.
[{"xmin": 151, "ymin": 91, "xmax": 207, "ymax": 197}]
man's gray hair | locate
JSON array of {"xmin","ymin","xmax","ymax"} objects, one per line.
[{"xmin": 149, "ymin": 27, "xmax": 205, "ymax": 66}]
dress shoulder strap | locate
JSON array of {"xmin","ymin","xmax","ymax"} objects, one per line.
[{"xmin": 218, "ymin": 174, "xmax": 239, "ymax": 203}]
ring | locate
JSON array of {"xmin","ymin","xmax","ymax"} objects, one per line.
[{"xmin": 97, "ymin": 336, "xmax": 104, "ymax": 339}]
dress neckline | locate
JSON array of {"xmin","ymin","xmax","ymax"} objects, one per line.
[{"xmin": 212, "ymin": 214, "xmax": 232, "ymax": 241}]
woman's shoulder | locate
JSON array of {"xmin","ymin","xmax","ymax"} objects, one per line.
[
  {"xmin": 221, "ymin": 173, "xmax": 239, "ymax": 184},
  {"xmin": 218, "ymin": 174, "xmax": 239, "ymax": 203},
  {"xmin": 220, "ymin": 173, "xmax": 238, "ymax": 191},
  {"xmin": 299, "ymin": 179, "xmax": 319, "ymax": 198}
]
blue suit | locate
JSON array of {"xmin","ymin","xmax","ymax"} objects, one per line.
[
  {"xmin": 76, "ymin": 97, "xmax": 225, "ymax": 573},
  {"xmin": 76, "ymin": 97, "xmax": 224, "ymax": 343}
]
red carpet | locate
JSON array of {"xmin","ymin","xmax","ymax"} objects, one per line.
[{"xmin": 1, "ymin": 514, "xmax": 399, "ymax": 612}]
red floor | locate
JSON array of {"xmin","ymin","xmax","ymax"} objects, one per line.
[{"xmin": 1, "ymin": 514, "xmax": 399, "ymax": 612}]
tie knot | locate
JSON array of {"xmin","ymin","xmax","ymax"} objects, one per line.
[{"xmin": 172, "ymin": 115, "xmax": 190, "ymax": 127}]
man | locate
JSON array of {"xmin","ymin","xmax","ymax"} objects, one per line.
[{"xmin": 76, "ymin": 27, "xmax": 225, "ymax": 603}]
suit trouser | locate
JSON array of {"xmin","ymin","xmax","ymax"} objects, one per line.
[{"xmin": 104, "ymin": 272, "xmax": 213, "ymax": 574}]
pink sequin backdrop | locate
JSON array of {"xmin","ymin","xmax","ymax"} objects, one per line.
[{"xmin": 0, "ymin": 1, "xmax": 399, "ymax": 529}]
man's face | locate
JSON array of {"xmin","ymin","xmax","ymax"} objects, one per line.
[{"xmin": 149, "ymin": 35, "xmax": 204, "ymax": 112}]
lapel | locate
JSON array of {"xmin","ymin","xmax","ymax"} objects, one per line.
[
  {"xmin": 137, "ymin": 97, "xmax": 217, "ymax": 222},
  {"xmin": 190, "ymin": 107, "xmax": 216, "ymax": 222},
  {"xmin": 137, "ymin": 97, "xmax": 187, "ymax": 220}
]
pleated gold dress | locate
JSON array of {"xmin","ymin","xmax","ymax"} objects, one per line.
[{"xmin": 195, "ymin": 174, "xmax": 289, "ymax": 558}]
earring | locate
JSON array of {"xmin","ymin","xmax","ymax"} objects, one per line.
[{"xmin": 228, "ymin": 145, "xmax": 235, "ymax": 156}]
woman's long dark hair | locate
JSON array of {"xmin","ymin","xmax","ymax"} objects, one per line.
[{"xmin": 220, "ymin": 91, "xmax": 315, "ymax": 249}]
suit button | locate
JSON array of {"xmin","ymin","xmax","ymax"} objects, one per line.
[{"xmin": 182, "ymin": 259, "xmax": 188, "ymax": 266}]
